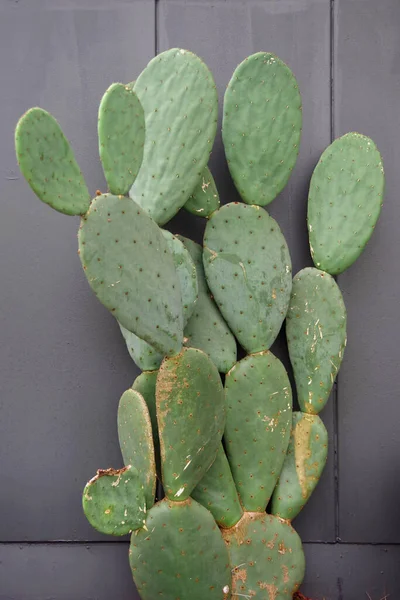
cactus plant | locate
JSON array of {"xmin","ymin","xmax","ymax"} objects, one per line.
[{"xmin": 16, "ymin": 47, "xmax": 384, "ymax": 600}]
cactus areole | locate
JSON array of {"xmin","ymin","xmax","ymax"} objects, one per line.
[{"xmin": 15, "ymin": 48, "xmax": 383, "ymax": 599}]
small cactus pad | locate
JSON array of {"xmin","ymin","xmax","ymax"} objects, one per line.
[
  {"xmin": 192, "ymin": 443, "xmax": 244, "ymax": 528},
  {"xmin": 156, "ymin": 347, "xmax": 225, "ymax": 501},
  {"xmin": 271, "ymin": 412, "xmax": 328, "ymax": 521},
  {"xmin": 308, "ymin": 132, "xmax": 385, "ymax": 274},
  {"xmin": 132, "ymin": 371, "xmax": 161, "ymax": 477},
  {"xmin": 286, "ymin": 268, "xmax": 347, "ymax": 414},
  {"xmin": 184, "ymin": 165, "xmax": 220, "ymax": 217},
  {"xmin": 222, "ymin": 512, "xmax": 305, "ymax": 599},
  {"xmin": 82, "ymin": 466, "xmax": 146, "ymax": 536},
  {"xmin": 78, "ymin": 194, "xmax": 183, "ymax": 356},
  {"xmin": 222, "ymin": 53, "xmax": 302, "ymax": 206},
  {"xmin": 203, "ymin": 203, "xmax": 292, "ymax": 354},
  {"xmin": 161, "ymin": 230, "xmax": 198, "ymax": 325},
  {"xmin": 129, "ymin": 498, "xmax": 231, "ymax": 600},
  {"xmin": 117, "ymin": 389, "xmax": 156, "ymax": 509},
  {"xmin": 225, "ymin": 352, "xmax": 292, "ymax": 512},
  {"xmin": 119, "ymin": 323, "xmax": 163, "ymax": 371},
  {"xmin": 177, "ymin": 236, "xmax": 237, "ymax": 373},
  {"xmin": 118, "ymin": 232, "xmax": 197, "ymax": 369},
  {"xmin": 98, "ymin": 83, "xmax": 145, "ymax": 195},
  {"xmin": 15, "ymin": 107, "xmax": 90, "ymax": 215},
  {"xmin": 130, "ymin": 48, "xmax": 218, "ymax": 225}
]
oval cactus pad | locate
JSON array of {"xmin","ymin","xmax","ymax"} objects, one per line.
[
  {"xmin": 224, "ymin": 352, "xmax": 293, "ymax": 512},
  {"xmin": 203, "ymin": 203, "xmax": 292, "ymax": 354},
  {"xmin": 130, "ymin": 48, "xmax": 218, "ymax": 225},
  {"xmin": 117, "ymin": 389, "xmax": 156, "ymax": 509},
  {"xmin": 308, "ymin": 132, "xmax": 385, "ymax": 274},
  {"xmin": 130, "ymin": 498, "xmax": 231, "ymax": 600},
  {"xmin": 15, "ymin": 108, "xmax": 91, "ymax": 216},
  {"xmin": 272, "ymin": 412, "xmax": 328, "ymax": 521},
  {"xmin": 223, "ymin": 52, "xmax": 302, "ymax": 206},
  {"xmin": 98, "ymin": 83, "xmax": 145, "ymax": 195},
  {"xmin": 78, "ymin": 194, "xmax": 183, "ymax": 356},
  {"xmin": 286, "ymin": 268, "xmax": 347, "ymax": 414},
  {"xmin": 156, "ymin": 347, "xmax": 225, "ymax": 501},
  {"xmin": 222, "ymin": 512, "xmax": 305, "ymax": 600},
  {"xmin": 82, "ymin": 466, "xmax": 146, "ymax": 536}
]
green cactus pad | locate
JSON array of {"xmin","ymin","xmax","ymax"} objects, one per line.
[
  {"xmin": 161, "ymin": 230, "xmax": 198, "ymax": 324},
  {"xmin": 308, "ymin": 132, "xmax": 385, "ymax": 275},
  {"xmin": 271, "ymin": 412, "xmax": 328, "ymax": 521},
  {"xmin": 177, "ymin": 236, "xmax": 237, "ymax": 373},
  {"xmin": 130, "ymin": 48, "xmax": 218, "ymax": 225},
  {"xmin": 78, "ymin": 194, "xmax": 183, "ymax": 356},
  {"xmin": 222, "ymin": 512, "xmax": 305, "ymax": 599},
  {"xmin": 117, "ymin": 389, "xmax": 156, "ymax": 509},
  {"xmin": 223, "ymin": 53, "xmax": 302, "ymax": 206},
  {"xmin": 130, "ymin": 498, "xmax": 231, "ymax": 600},
  {"xmin": 119, "ymin": 324, "xmax": 163, "ymax": 371},
  {"xmin": 203, "ymin": 203, "xmax": 292, "ymax": 354},
  {"xmin": 15, "ymin": 107, "xmax": 90, "ymax": 216},
  {"xmin": 156, "ymin": 347, "xmax": 225, "ymax": 501},
  {"xmin": 286, "ymin": 267, "xmax": 347, "ymax": 414},
  {"xmin": 118, "ymin": 232, "xmax": 197, "ymax": 369},
  {"xmin": 184, "ymin": 165, "xmax": 220, "ymax": 217},
  {"xmin": 132, "ymin": 371, "xmax": 161, "ymax": 477},
  {"xmin": 82, "ymin": 466, "xmax": 146, "ymax": 536},
  {"xmin": 192, "ymin": 443, "xmax": 243, "ymax": 528},
  {"xmin": 98, "ymin": 83, "xmax": 145, "ymax": 195},
  {"xmin": 225, "ymin": 352, "xmax": 292, "ymax": 512}
]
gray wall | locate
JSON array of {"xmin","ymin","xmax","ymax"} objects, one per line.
[{"xmin": 1, "ymin": 0, "xmax": 399, "ymax": 598}]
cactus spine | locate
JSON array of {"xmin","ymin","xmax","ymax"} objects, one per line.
[{"xmin": 16, "ymin": 47, "xmax": 383, "ymax": 600}]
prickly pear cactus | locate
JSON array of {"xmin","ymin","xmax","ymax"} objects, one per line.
[{"xmin": 16, "ymin": 46, "xmax": 383, "ymax": 600}]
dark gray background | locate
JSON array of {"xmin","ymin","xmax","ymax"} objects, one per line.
[{"xmin": 1, "ymin": 0, "xmax": 399, "ymax": 598}]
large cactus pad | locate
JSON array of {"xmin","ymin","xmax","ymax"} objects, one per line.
[
  {"xmin": 15, "ymin": 108, "xmax": 90, "ymax": 215},
  {"xmin": 223, "ymin": 53, "xmax": 302, "ymax": 206},
  {"xmin": 78, "ymin": 194, "xmax": 183, "ymax": 356},
  {"xmin": 98, "ymin": 83, "xmax": 145, "ymax": 195},
  {"xmin": 82, "ymin": 466, "xmax": 146, "ymax": 536},
  {"xmin": 286, "ymin": 268, "xmax": 347, "ymax": 414},
  {"xmin": 156, "ymin": 347, "xmax": 225, "ymax": 501},
  {"xmin": 222, "ymin": 512, "xmax": 305, "ymax": 599},
  {"xmin": 203, "ymin": 203, "xmax": 292, "ymax": 354},
  {"xmin": 224, "ymin": 352, "xmax": 292, "ymax": 512},
  {"xmin": 130, "ymin": 498, "xmax": 231, "ymax": 600},
  {"xmin": 308, "ymin": 132, "xmax": 385, "ymax": 274},
  {"xmin": 130, "ymin": 49, "xmax": 218, "ymax": 225},
  {"xmin": 272, "ymin": 412, "xmax": 328, "ymax": 521},
  {"xmin": 117, "ymin": 389, "xmax": 156, "ymax": 509}
]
